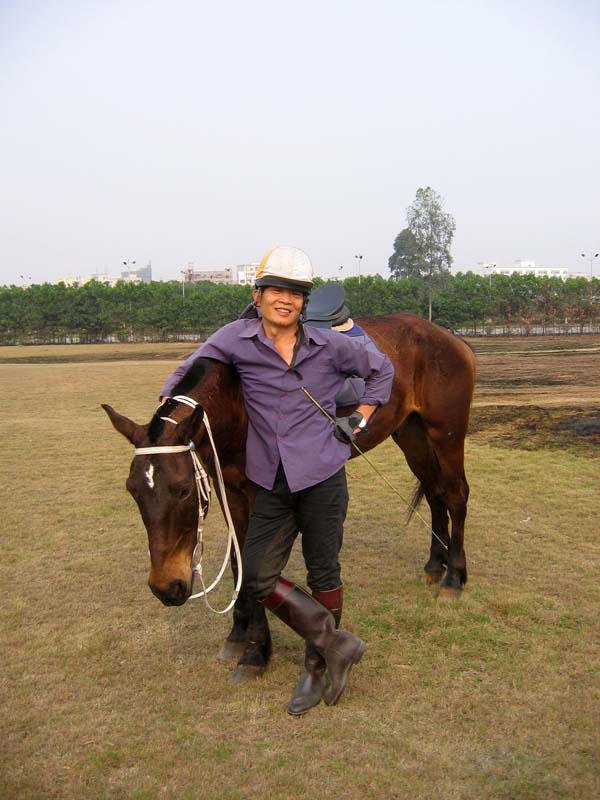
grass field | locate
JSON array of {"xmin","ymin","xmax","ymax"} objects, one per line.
[{"xmin": 1, "ymin": 338, "xmax": 599, "ymax": 799}]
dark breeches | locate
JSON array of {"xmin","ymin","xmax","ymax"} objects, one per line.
[{"xmin": 242, "ymin": 463, "xmax": 349, "ymax": 600}]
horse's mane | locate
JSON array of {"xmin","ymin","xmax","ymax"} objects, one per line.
[
  {"xmin": 147, "ymin": 358, "xmax": 209, "ymax": 442},
  {"xmin": 148, "ymin": 357, "xmax": 240, "ymax": 443}
]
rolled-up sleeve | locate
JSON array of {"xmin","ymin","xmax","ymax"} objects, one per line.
[{"xmin": 337, "ymin": 338, "xmax": 394, "ymax": 407}]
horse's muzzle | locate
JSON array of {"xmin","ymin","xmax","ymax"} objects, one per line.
[{"xmin": 148, "ymin": 578, "xmax": 191, "ymax": 606}]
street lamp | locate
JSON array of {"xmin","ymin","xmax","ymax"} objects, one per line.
[
  {"xmin": 581, "ymin": 252, "xmax": 599, "ymax": 280},
  {"xmin": 354, "ymin": 254, "xmax": 363, "ymax": 284},
  {"xmin": 486, "ymin": 263, "xmax": 497, "ymax": 289}
]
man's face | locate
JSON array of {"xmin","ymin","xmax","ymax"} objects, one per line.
[{"xmin": 253, "ymin": 286, "xmax": 305, "ymax": 329}]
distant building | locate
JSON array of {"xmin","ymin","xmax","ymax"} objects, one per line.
[
  {"xmin": 477, "ymin": 260, "xmax": 569, "ymax": 280},
  {"xmin": 183, "ymin": 265, "xmax": 235, "ymax": 285},
  {"xmin": 182, "ymin": 260, "xmax": 262, "ymax": 286},
  {"xmin": 121, "ymin": 261, "xmax": 152, "ymax": 283},
  {"xmin": 58, "ymin": 274, "xmax": 83, "ymax": 287},
  {"xmin": 59, "ymin": 260, "xmax": 152, "ymax": 287},
  {"xmin": 58, "ymin": 272, "xmax": 121, "ymax": 286},
  {"xmin": 236, "ymin": 262, "xmax": 260, "ymax": 286}
]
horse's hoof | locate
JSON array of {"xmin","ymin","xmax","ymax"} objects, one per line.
[
  {"xmin": 437, "ymin": 586, "xmax": 462, "ymax": 600},
  {"xmin": 424, "ymin": 570, "xmax": 445, "ymax": 586},
  {"xmin": 217, "ymin": 640, "xmax": 247, "ymax": 662},
  {"xmin": 229, "ymin": 664, "xmax": 266, "ymax": 685}
]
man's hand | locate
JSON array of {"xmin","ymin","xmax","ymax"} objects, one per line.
[{"xmin": 334, "ymin": 412, "xmax": 368, "ymax": 444}]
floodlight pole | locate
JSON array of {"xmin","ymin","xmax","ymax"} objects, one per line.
[
  {"xmin": 354, "ymin": 254, "xmax": 363, "ymax": 284},
  {"xmin": 581, "ymin": 252, "xmax": 599, "ymax": 280}
]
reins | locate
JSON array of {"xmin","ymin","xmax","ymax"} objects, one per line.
[
  {"xmin": 133, "ymin": 395, "xmax": 242, "ymax": 614},
  {"xmin": 300, "ymin": 386, "xmax": 449, "ymax": 552}
]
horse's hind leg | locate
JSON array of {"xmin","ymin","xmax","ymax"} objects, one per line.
[
  {"xmin": 392, "ymin": 416, "xmax": 449, "ymax": 585},
  {"xmin": 423, "ymin": 498, "xmax": 450, "ymax": 585},
  {"xmin": 427, "ymin": 434, "xmax": 470, "ymax": 597}
]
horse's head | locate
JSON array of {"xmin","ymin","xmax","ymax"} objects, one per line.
[{"xmin": 102, "ymin": 400, "xmax": 208, "ymax": 606}]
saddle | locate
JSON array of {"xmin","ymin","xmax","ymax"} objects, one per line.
[{"xmin": 305, "ymin": 284, "xmax": 350, "ymax": 329}]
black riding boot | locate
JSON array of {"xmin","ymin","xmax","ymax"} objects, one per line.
[
  {"xmin": 264, "ymin": 578, "xmax": 365, "ymax": 709},
  {"xmin": 286, "ymin": 586, "xmax": 343, "ymax": 716}
]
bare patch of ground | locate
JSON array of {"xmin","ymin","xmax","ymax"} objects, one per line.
[
  {"xmin": 469, "ymin": 405, "xmax": 600, "ymax": 455},
  {"xmin": 466, "ymin": 335, "xmax": 600, "ymax": 456}
]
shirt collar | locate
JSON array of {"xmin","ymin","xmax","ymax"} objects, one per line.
[
  {"xmin": 238, "ymin": 318, "xmax": 264, "ymax": 339},
  {"xmin": 237, "ymin": 318, "xmax": 327, "ymax": 347}
]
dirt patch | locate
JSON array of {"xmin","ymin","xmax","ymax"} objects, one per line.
[
  {"xmin": 469, "ymin": 405, "xmax": 600, "ymax": 456},
  {"xmin": 554, "ymin": 415, "xmax": 600, "ymax": 435},
  {"xmin": 466, "ymin": 334, "xmax": 600, "ymax": 455}
]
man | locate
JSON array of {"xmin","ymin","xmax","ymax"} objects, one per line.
[{"xmin": 161, "ymin": 246, "xmax": 394, "ymax": 714}]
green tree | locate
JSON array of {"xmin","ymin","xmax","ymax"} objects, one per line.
[
  {"xmin": 405, "ymin": 186, "xmax": 455, "ymax": 321},
  {"xmin": 388, "ymin": 228, "xmax": 425, "ymax": 279},
  {"xmin": 563, "ymin": 278, "xmax": 593, "ymax": 332},
  {"xmin": 436, "ymin": 273, "xmax": 492, "ymax": 333},
  {"xmin": 533, "ymin": 277, "xmax": 564, "ymax": 332}
]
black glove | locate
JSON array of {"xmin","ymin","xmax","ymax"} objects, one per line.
[{"xmin": 334, "ymin": 412, "xmax": 367, "ymax": 444}]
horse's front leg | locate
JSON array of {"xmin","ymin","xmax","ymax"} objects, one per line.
[
  {"xmin": 218, "ymin": 556, "xmax": 252, "ymax": 661},
  {"xmin": 229, "ymin": 596, "xmax": 272, "ymax": 684},
  {"xmin": 213, "ymin": 481, "xmax": 263, "ymax": 662}
]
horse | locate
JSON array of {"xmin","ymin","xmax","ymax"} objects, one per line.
[{"xmin": 102, "ymin": 312, "xmax": 476, "ymax": 681}]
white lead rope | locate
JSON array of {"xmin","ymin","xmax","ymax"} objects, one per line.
[
  {"xmin": 188, "ymin": 414, "xmax": 242, "ymax": 611},
  {"xmin": 133, "ymin": 397, "xmax": 242, "ymax": 614}
]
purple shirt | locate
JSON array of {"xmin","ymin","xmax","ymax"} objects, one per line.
[{"xmin": 161, "ymin": 318, "xmax": 394, "ymax": 492}]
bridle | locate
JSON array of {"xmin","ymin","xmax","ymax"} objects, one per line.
[{"xmin": 132, "ymin": 395, "xmax": 242, "ymax": 614}]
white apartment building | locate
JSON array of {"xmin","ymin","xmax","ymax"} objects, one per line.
[
  {"xmin": 478, "ymin": 260, "xmax": 569, "ymax": 280},
  {"xmin": 236, "ymin": 262, "xmax": 260, "ymax": 286}
]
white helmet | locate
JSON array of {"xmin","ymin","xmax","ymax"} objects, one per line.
[{"xmin": 255, "ymin": 246, "xmax": 314, "ymax": 294}]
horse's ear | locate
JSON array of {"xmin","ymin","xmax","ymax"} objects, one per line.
[
  {"xmin": 176, "ymin": 404, "xmax": 205, "ymax": 444},
  {"xmin": 101, "ymin": 404, "xmax": 143, "ymax": 446}
]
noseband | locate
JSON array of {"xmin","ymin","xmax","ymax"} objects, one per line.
[{"xmin": 133, "ymin": 395, "xmax": 242, "ymax": 614}]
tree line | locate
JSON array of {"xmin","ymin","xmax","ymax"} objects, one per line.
[
  {"xmin": 6, "ymin": 185, "xmax": 595, "ymax": 344},
  {"xmin": 1, "ymin": 272, "xmax": 599, "ymax": 345}
]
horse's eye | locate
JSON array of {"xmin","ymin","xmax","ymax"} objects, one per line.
[{"xmin": 178, "ymin": 486, "xmax": 192, "ymax": 500}]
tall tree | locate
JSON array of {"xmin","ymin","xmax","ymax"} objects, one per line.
[
  {"xmin": 388, "ymin": 228, "xmax": 425, "ymax": 278},
  {"xmin": 406, "ymin": 186, "xmax": 456, "ymax": 320}
]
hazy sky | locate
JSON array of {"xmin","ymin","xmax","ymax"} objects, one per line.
[{"xmin": 1, "ymin": 0, "xmax": 599, "ymax": 286}]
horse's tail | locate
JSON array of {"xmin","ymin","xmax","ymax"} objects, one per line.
[
  {"xmin": 405, "ymin": 423, "xmax": 442, "ymax": 524},
  {"xmin": 408, "ymin": 481, "xmax": 426, "ymax": 521}
]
